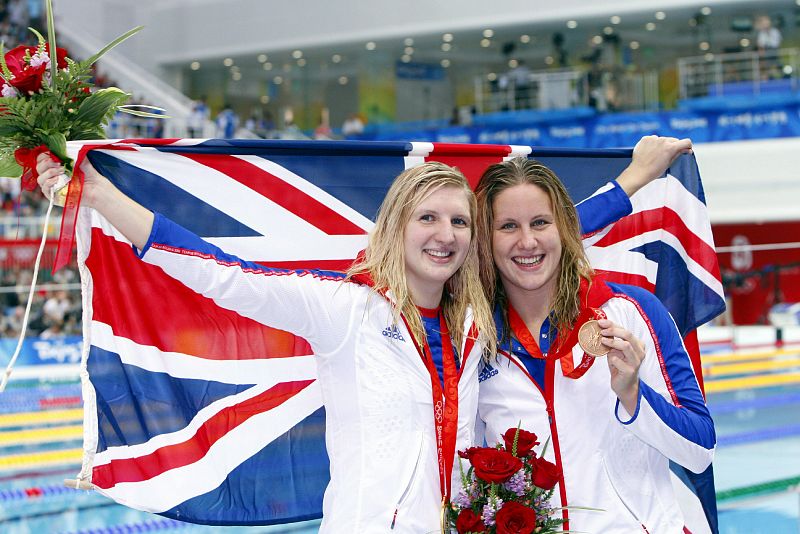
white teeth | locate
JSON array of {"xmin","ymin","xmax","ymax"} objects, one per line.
[
  {"xmin": 514, "ymin": 255, "xmax": 543, "ymax": 265},
  {"xmin": 426, "ymin": 250, "xmax": 451, "ymax": 258}
]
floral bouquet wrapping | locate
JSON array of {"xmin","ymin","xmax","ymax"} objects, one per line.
[
  {"xmin": 0, "ymin": 0, "xmax": 161, "ymax": 200},
  {"xmin": 449, "ymin": 428, "xmax": 566, "ymax": 534}
]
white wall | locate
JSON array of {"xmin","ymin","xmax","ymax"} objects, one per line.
[
  {"xmin": 694, "ymin": 138, "xmax": 800, "ymax": 224},
  {"xmin": 58, "ymin": 0, "xmax": 758, "ymax": 69}
]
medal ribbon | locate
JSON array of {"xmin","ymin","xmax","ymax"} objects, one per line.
[
  {"xmin": 400, "ymin": 312, "xmax": 460, "ymax": 505},
  {"xmin": 507, "ymin": 276, "xmax": 614, "ymax": 379}
]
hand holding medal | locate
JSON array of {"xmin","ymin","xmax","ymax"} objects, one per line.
[{"xmin": 589, "ymin": 318, "xmax": 646, "ymax": 414}]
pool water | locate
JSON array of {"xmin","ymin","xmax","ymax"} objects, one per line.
[{"xmin": 0, "ymin": 346, "xmax": 797, "ymax": 534}]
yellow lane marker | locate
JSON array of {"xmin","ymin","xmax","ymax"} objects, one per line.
[
  {"xmin": 702, "ymin": 348, "xmax": 799, "ymax": 365},
  {"xmin": 704, "ymin": 373, "xmax": 800, "ymax": 393},
  {"xmin": 704, "ymin": 358, "xmax": 800, "ymax": 378},
  {"xmin": 0, "ymin": 425, "xmax": 83, "ymax": 446},
  {"xmin": 0, "ymin": 448, "xmax": 83, "ymax": 471},
  {"xmin": 0, "ymin": 409, "xmax": 82, "ymax": 429}
]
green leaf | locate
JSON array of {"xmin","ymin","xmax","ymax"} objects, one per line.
[
  {"xmin": 70, "ymin": 128, "xmax": 105, "ymax": 141},
  {"xmin": 118, "ymin": 104, "xmax": 169, "ymax": 119},
  {"xmin": 0, "ymin": 154, "xmax": 22, "ymax": 178},
  {"xmin": 81, "ymin": 26, "xmax": 144, "ymax": 69},
  {"xmin": 29, "ymin": 27, "xmax": 47, "ymax": 47},
  {"xmin": 41, "ymin": 131, "xmax": 68, "ymax": 163},
  {"xmin": 73, "ymin": 87, "xmax": 130, "ymax": 128},
  {"xmin": 44, "ymin": 0, "xmax": 58, "ymax": 90},
  {"xmin": 0, "ymin": 42, "xmax": 12, "ymax": 80}
]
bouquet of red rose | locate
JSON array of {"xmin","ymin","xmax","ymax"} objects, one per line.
[
  {"xmin": 0, "ymin": 0, "xmax": 161, "ymax": 193},
  {"xmin": 449, "ymin": 427, "xmax": 565, "ymax": 534},
  {"xmin": 0, "ymin": 0, "xmax": 165, "ymax": 393}
]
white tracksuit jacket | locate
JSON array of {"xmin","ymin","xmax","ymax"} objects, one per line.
[
  {"xmin": 477, "ymin": 180, "xmax": 716, "ymax": 534},
  {"xmin": 478, "ymin": 282, "xmax": 716, "ymax": 533},
  {"xmin": 138, "ymin": 213, "xmax": 484, "ymax": 533}
]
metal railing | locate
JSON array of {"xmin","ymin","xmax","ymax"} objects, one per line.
[
  {"xmin": 678, "ymin": 48, "xmax": 799, "ymax": 100},
  {"xmin": 475, "ymin": 67, "xmax": 659, "ymax": 114}
]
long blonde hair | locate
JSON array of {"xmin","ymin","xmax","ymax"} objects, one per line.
[
  {"xmin": 348, "ymin": 161, "xmax": 496, "ymax": 356},
  {"xmin": 475, "ymin": 157, "xmax": 593, "ymax": 340}
]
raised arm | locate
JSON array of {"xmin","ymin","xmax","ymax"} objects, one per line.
[
  {"xmin": 36, "ymin": 152, "xmax": 153, "ymax": 250},
  {"xmin": 615, "ymin": 135, "xmax": 693, "ymax": 197},
  {"xmin": 576, "ymin": 135, "xmax": 694, "ymax": 235},
  {"xmin": 35, "ymin": 151, "xmax": 352, "ymax": 350}
]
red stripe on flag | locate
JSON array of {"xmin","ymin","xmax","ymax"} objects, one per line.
[
  {"xmin": 426, "ymin": 143, "xmax": 512, "ymax": 188},
  {"xmin": 120, "ymin": 138, "xmax": 183, "ymax": 145},
  {"xmin": 596, "ymin": 270, "xmax": 656, "ymax": 293},
  {"xmin": 682, "ymin": 330, "xmax": 705, "ymax": 397},
  {"xmin": 180, "ymin": 153, "xmax": 366, "ymax": 236},
  {"xmin": 593, "ymin": 208, "xmax": 722, "ymax": 281},
  {"xmin": 87, "ymin": 229, "xmax": 312, "ymax": 359},
  {"xmin": 91, "ymin": 379, "xmax": 316, "ymax": 489}
]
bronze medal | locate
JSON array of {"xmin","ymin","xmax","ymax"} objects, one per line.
[{"xmin": 578, "ymin": 319, "xmax": 610, "ymax": 357}]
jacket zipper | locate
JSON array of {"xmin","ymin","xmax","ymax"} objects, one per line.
[
  {"xmin": 391, "ymin": 434, "xmax": 425, "ymax": 529},
  {"xmin": 600, "ymin": 455, "xmax": 648, "ymax": 531}
]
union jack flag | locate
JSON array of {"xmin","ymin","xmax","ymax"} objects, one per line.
[{"xmin": 68, "ymin": 139, "xmax": 724, "ymax": 531}]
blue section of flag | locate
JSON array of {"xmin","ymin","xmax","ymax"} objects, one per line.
[
  {"xmin": 88, "ymin": 346, "xmax": 254, "ymax": 453},
  {"xmin": 88, "ymin": 151, "xmax": 261, "ymax": 237},
  {"xmin": 532, "ymin": 150, "xmax": 631, "ymax": 204},
  {"xmin": 631, "ymin": 241, "xmax": 723, "ymax": 334},
  {"xmin": 261, "ymin": 154, "xmax": 406, "ymax": 219},
  {"xmin": 161, "ymin": 408, "xmax": 329, "ymax": 526}
]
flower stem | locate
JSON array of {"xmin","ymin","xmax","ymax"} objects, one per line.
[{"xmin": 46, "ymin": 0, "xmax": 57, "ymax": 90}]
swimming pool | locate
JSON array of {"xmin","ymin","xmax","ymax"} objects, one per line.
[{"xmin": 0, "ymin": 345, "xmax": 797, "ymax": 534}]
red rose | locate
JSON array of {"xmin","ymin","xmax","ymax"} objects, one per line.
[
  {"xmin": 4, "ymin": 45, "xmax": 32, "ymax": 74},
  {"xmin": 8, "ymin": 63, "xmax": 47, "ymax": 94},
  {"xmin": 4, "ymin": 44, "xmax": 68, "ymax": 75},
  {"xmin": 532, "ymin": 457, "xmax": 561, "ymax": 490},
  {"xmin": 455, "ymin": 508, "xmax": 486, "ymax": 533},
  {"xmin": 46, "ymin": 44, "xmax": 70, "ymax": 69},
  {"xmin": 502, "ymin": 428, "xmax": 539, "ymax": 458},
  {"xmin": 495, "ymin": 501, "xmax": 537, "ymax": 534},
  {"xmin": 469, "ymin": 448, "xmax": 523, "ymax": 484},
  {"xmin": 458, "ymin": 446, "xmax": 481, "ymax": 460}
]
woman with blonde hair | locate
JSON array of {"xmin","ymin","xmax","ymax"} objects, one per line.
[
  {"xmin": 474, "ymin": 145, "xmax": 716, "ymax": 533},
  {"xmin": 36, "ymin": 154, "xmax": 495, "ymax": 533}
]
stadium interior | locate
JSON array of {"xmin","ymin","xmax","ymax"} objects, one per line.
[{"xmin": 0, "ymin": 0, "xmax": 798, "ymax": 532}]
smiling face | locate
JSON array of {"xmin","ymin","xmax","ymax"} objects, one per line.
[
  {"xmin": 403, "ymin": 184, "xmax": 472, "ymax": 308},
  {"xmin": 491, "ymin": 183, "xmax": 562, "ymax": 307}
]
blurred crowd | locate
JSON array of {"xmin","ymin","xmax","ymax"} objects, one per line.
[
  {"xmin": 0, "ymin": 0, "xmax": 44, "ymax": 51},
  {"xmin": 0, "ymin": 177, "xmax": 81, "ymax": 340},
  {"xmin": 0, "ymin": 267, "xmax": 81, "ymax": 339}
]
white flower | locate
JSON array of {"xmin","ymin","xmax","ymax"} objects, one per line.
[
  {"xmin": 1, "ymin": 83, "xmax": 17, "ymax": 98},
  {"xmin": 28, "ymin": 52, "xmax": 51, "ymax": 69}
]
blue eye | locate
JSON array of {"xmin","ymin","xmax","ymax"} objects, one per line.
[
  {"xmin": 420, "ymin": 214, "xmax": 435, "ymax": 222},
  {"xmin": 499, "ymin": 222, "xmax": 517, "ymax": 230},
  {"xmin": 532, "ymin": 219, "xmax": 549, "ymax": 227},
  {"xmin": 452, "ymin": 217, "xmax": 468, "ymax": 227}
]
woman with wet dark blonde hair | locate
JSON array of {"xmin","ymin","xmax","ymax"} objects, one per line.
[
  {"xmin": 36, "ymin": 154, "xmax": 494, "ymax": 533},
  {"xmin": 474, "ymin": 138, "xmax": 716, "ymax": 533}
]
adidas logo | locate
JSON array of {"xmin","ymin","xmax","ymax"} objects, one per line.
[
  {"xmin": 382, "ymin": 325, "xmax": 405, "ymax": 341},
  {"xmin": 478, "ymin": 363, "xmax": 498, "ymax": 383}
]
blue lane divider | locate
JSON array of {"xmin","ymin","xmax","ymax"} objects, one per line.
[
  {"xmin": 0, "ymin": 482, "xmax": 75, "ymax": 501},
  {"xmin": 0, "ymin": 382, "xmax": 81, "ymax": 414},
  {"xmin": 70, "ymin": 518, "xmax": 189, "ymax": 533},
  {"xmin": 718, "ymin": 423, "xmax": 800, "ymax": 447},
  {"xmin": 709, "ymin": 391, "xmax": 800, "ymax": 415}
]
